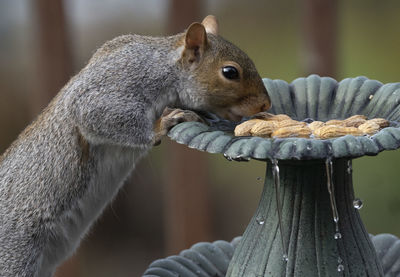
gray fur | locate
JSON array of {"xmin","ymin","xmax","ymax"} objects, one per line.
[
  {"xmin": 0, "ymin": 27, "xmax": 268, "ymax": 276},
  {"xmin": 0, "ymin": 33, "xmax": 186, "ymax": 277}
]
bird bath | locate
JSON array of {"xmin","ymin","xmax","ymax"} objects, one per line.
[{"xmin": 143, "ymin": 75, "xmax": 400, "ymax": 276}]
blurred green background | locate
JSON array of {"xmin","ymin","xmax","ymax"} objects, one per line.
[{"xmin": 0, "ymin": 0, "xmax": 400, "ymax": 276}]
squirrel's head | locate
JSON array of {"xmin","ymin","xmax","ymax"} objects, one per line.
[{"xmin": 177, "ymin": 15, "xmax": 271, "ymax": 122}]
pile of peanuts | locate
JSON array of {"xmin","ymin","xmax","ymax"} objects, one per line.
[{"xmin": 234, "ymin": 113, "xmax": 390, "ymax": 139}]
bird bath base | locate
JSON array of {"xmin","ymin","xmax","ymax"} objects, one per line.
[{"xmin": 227, "ymin": 159, "xmax": 382, "ymax": 276}]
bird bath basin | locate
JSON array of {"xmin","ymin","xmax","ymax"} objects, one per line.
[{"xmin": 143, "ymin": 75, "xmax": 400, "ymax": 276}]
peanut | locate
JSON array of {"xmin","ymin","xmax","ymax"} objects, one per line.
[
  {"xmin": 277, "ymin": 119, "xmax": 307, "ymax": 128},
  {"xmin": 358, "ymin": 121, "xmax": 380, "ymax": 135},
  {"xmin": 325, "ymin": 119, "xmax": 346, "ymax": 126},
  {"xmin": 250, "ymin": 120, "xmax": 279, "ymax": 137},
  {"xmin": 308, "ymin": 121, "xmax": 325, "ymax": 131},
  {"xmin": 314, "ymin": 125, "xmax": 364, "ymax": 139},
  {"xmin": 272, "ymin": 125, "xmax": 312, "ymax": 138},
  {"xmin": 234, "ymin": 119, "xmax": 264, "ymax": 136},
  {"xmin": 343, "ymin": 115, "xmax": 367, "ymax": 127},
  {"xmin": 345, "ymin": 115, "xmax": 367, "ymax": 121},
  {"xmin": 367, "ymin": 118, "xmax": 389, "ymax": 128}
]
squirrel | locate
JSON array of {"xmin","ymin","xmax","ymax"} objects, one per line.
[{"xmin": 0, "ymin": 15, "xmax": 270, "ymax": 277}]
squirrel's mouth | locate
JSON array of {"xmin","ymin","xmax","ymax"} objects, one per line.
[
  {"xmin": 225, "ymin": 111, "xmax": 243, "ymax": 122},
  {"xmin": 214, "ymin": 109, "xmax": 245, "ymax": 122}
]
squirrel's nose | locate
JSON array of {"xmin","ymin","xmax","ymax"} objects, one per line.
[
  {"xmin": 260, "ymin": 103, "xmax": 267, "ymax": 112},
  {"xmin": 260, "ymin": 97, "xmax": 271, "ymax": 112}
]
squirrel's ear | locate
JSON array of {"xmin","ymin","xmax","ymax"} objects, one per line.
[
  {"xmin": 183, "ymin": 22, "xmax": 207, "ymax": 63},
  {"xmin": 202, "ymin": 15, "xmax": 219, "ymax": 36}
]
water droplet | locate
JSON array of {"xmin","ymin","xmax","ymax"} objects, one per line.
[
  {"xmin": 233, "ymin": 155, "xmax": 250, "ymax": 162},
  {"xmin": 334, "ymin": 232, "xmax": 342, "ymax": 239},
  {"xmin": 325, "ymin": 158, "xmax": 340, "ymax": 235},
  {"xmin": 337, "ymin": 257, "xmax": 344, "ymax": 272},
  {"xmin": 256, "ymin": 217, "xmax": 265, "ymax": 225},
  {"xmin": 368, "ymin": 94, "xmax": 374, "ymax": 100},
  {"xmin": 282, "ymin": 254, "xmax": 289, "ymax": 262},
  {"xmin": 353, "ymin": 198, "xmax": 364, "ymax": 209},
  {"xmin": 337, "ymin": 264, "xmax": 345, "ymax": 272},
  {"xmin": 306, "ymin": 145, "xmax": 312, "ymax": 150},
  {"xmin": 272, "ymin": 160, "xmax": 288, "ymax": 262},
  {"xmin": 223, "ymin": 153, "xmax": 233, "ymax": 161},
  {"xmin": 347, "ymin": 160, "xmax": 352, "ymax": 174}
]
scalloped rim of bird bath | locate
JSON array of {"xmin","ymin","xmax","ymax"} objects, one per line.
[{"xmin": 162, "ymin": 75, "xmax": 400, "ymax": 276}]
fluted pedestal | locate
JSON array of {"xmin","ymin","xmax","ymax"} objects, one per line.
[{"xmin": 227, "ymin": 159, "xmax": 383, "ymax": 277}]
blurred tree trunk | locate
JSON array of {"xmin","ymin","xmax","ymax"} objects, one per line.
[
  {"xmin": 32, "ymin": 0, "xmax": 79, "ymax": 276},
  {"xmin": 164, "ymin": 0, "xmax": 213, "ymax": 255},
  {"xmin": 31, "ymin": 0, "xmax": 73, "ymax": 116},
  {"xmin": 300, "ymin": 0, "xmax": 338, "ymax": 77}
]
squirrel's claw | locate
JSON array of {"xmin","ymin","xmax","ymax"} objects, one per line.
[{"xmin": 152, "ymin": 108, "xmax": 206, "ymax": 146}]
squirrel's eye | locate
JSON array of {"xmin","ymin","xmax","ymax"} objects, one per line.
[{"xmin": 222, "ymin": 66, "xmax": 239, "ymax": 80}]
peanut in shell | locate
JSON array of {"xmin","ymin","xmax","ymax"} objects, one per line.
[
  {"xmin": 234, "ymin": 119, "xmax": 264, "ymax": 136},
  {"xmin": 271, "ymin": 125, "xmax": 312, "ymax": 138},
  {"xmin": 358, "ymin": 121, "xmax": 380, "ymax": 135},
  {"xmin": 367, "ymin": 118, "xmax": 389, "ymax": 128},
  {"xmin": 250, "ymin": 120, "xmax": 279, "ymax": 137},
  {"xmin": 308, "ymin": 121, "xmax": 325, "ymax": 131},
  {"xmin": 313, "ymin": 125, "xmax": 363, "ymax": 139},
  {"xmin": 345, "ymin": 115, "xmax": 367, "ymax": 121},
  {"xmin": 325, "ymin": 119, "xmax": 346, "ymax": 126},
  {"xmin": 277, "ymin": 119, "xmax": 307, "ymax": 128},
  {"xmin": 343, "ymin": 115, "xmax": 367, "ymax": 127}
]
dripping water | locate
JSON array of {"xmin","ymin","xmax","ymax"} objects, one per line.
[
  {"xmin": 334, "ymin": 232, "xmax": 342, "ymax": 240},
  {"xmin": 256, "ymin": 217, "xmax": 265, "ymax": 225},
  {"xmin": 272, "ymin": 159, "xmax": 288, "ymax": 262},
  {"xmin": 325, "ymin": 158, "xmax": 341, "ymax": 239},
  {"xmin": 223, "ymin": 153, "xmax": 233, "ymax": 161},
  {"xmin": 347, "ymin": 160, "xmax": 352, "ymax": 175},
  {"xmin": 233, "ymin": 155, "xmax": 250, "ymax": 162},
  {"xmin": 337, "ymin": 257, "xmax": 345, "ymax": 272},
  {"xmin": 353, "ymin": 198, "xmax": 363, "ymax": 210}
]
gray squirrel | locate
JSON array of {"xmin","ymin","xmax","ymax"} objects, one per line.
[{"xmin": 0, "ymin": 15, "xmax": 270, "ymax": 276}]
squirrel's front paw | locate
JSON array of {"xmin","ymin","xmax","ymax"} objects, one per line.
[{"xmin": 153, "ymin": 107, "xmax": 206, "ymax": 146}]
